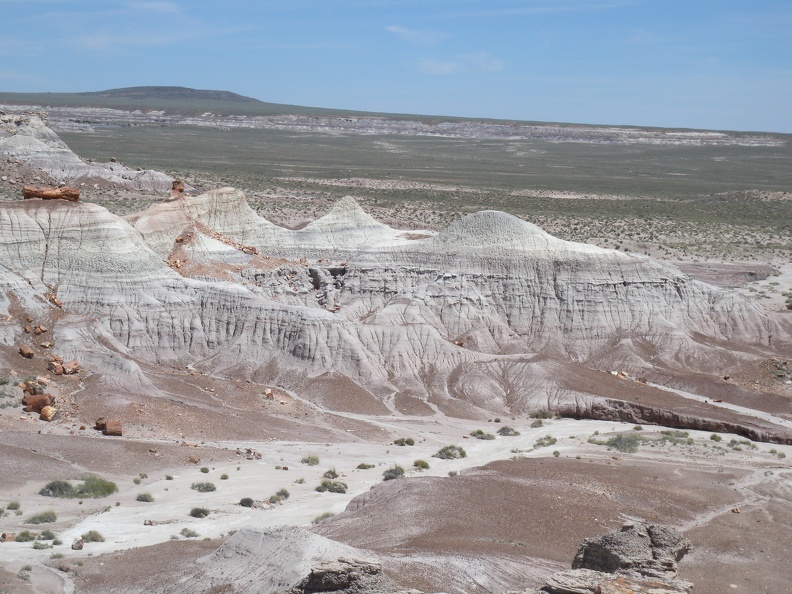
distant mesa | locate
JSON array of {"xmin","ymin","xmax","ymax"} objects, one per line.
[{"xmin": 79, "ymin": 86, "xmax": 262, "ymax": 103}]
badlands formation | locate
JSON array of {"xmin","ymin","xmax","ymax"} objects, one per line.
[{"xmin": 0, "ymin": 112, "xmax": 790, "ymax": 594}]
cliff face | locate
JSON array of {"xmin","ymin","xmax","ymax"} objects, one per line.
[{"xmin": 1, "ymin": 190, "xmax": 787, "ymax": 412}]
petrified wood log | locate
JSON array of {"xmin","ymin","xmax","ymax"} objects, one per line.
[
  {"xmin": 24, "ymin": 393, "xmax": 54, "ymax": 413},
  {"xmin": 40, "ymin": 405, "xmax": 57, "ymax": 421},
  {"xmin": 23, "ymin": 185, "xmax": 80, "ymax": 202},
  {"xmin": 103, "ymin": 419, "xmax": 122, "ymax": 436}
]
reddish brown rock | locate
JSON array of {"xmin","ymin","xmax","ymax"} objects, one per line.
[
  {"xmin": 1, "ymin": 533, "xmax": 16, "ymax": 542},
  {"xmin": 19, "ymin": 345, "xmax": 34, "ymax": 359},
  {"xmin": 188, "ymin": 454, "xmax": 201, "ymax": 464},
  {"xmin": 24, "ymin": 394, "xmax": 54, "ymax": 413},
  {"xmin": 94, "ymin": 417, "xmax": 107, "ymax": 431},
  {"xmin": 62, "ymin": 360, "xmax": 81, "ymax": 375},
  {"xmin": 103, "ymin": 419, "xmax": 122, "ymax": 436},
  {"xmin": 23, "ymin": 185, "xmax": 80, "ymax": 201},
  {"xmin": 169, "ymin": 179, "xmax": 185, "ymax": 199},
  {"xmin": 50, "ymin": 363, "xmax": 64, "ymax": 375}
]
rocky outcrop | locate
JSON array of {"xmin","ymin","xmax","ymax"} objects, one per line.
[
  {"xmin": 290, "ymin": 556, "xmax": 410, "ymax": 594},
  {"xmin": 559, "ymin": 398, "xmax": 792, "ymax": 445},
  {"xmin": 572, "ymin": 523, "xmax": 690, "ymax": 580},
  {"xmin": 520, "ymin": 523, "xmax": 693, "ymax": 594},
  {"xmin": 0, "ymin": 112, "xmax": 172, "ymax": 191}
]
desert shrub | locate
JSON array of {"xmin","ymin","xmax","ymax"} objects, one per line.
[
  {"xmin": 315, "ymin": 480, "xmax": 347, "ymax": 494},
  {"xmin": 39, "ymin": 480, "xmax": 75, "ymax": 498},
  {"xmin": 220, "ymin": 474, "xmax": 229, "ymax": 480},
  {"xmin": 659, "ymin": 430, "xmax": 692, "ymax": 446},
  {"xmin": 633, "ymin": 425, "xmax": 643, "ymax": 431},
  {"xmin": 82, "ymin": 530, "xmax": 104, "ymax": 542},
  {"xmin": 323, "ymin": 468, "xmax": 339, "ymax": 479},
  {"xmin": 534, "ymin": 436, "xmax": 558, "ymax": 449},
  {"xmin": 33, "ymin": 541, "xmax": 52, "ymax": 549},
  {"xmin": 382, "ymin": 465, "xmax": 405, "ymax": 481},
  {"xmin": 27, "ymin": 510, "xmax": 57, "ymax": 524},
  {"xmin": 494, "ymin": 418, "xmax": 501, "ymax": 423},
  {"xmin": 710, "ymin": 434, "xmax": 722, "ymax": 442},
  {"xmin": 191, "ymin": 482, "xmax": 216, "ymax": 493},
  {"xmin": 165, "ymin": 475, "xmax": 174, "ymax": 480},
  {"xmin": 42, "ymin": 477, "xmax": 117, "ymax": 499},
  {"xmin": 133, "ymin": 477, "xmax": 141, "ymax": 485},
  {"xmin": 200, "ymin": 467, "xmax": 209, "ymax": 474},
  {"xmin": 239, "ymin": 497, "xmax": 254, "ymax": 508},
  {"xmin": 530, "ymin": 419, "xmax": 544, "ymax": 428},
  {"xmin": 15, "ymin": 530, "xmax": 35, "ymax": 542},
  {"xmin": 312, "ymin": 512, "xmax": 335, "ymax": 524},
  {"xmin": 779, "ymin": 452, "xmax": 787, "ymax": 459},
  {"xmin": 269, "ymin": 488, "xmax": 290, "ymax": 504},
  {"xmin": 180, "ymin": 528, "xmax": 199, "ymax": 538},
  {"xmin": 301, "ymin": 455, "xmax": 320, "ymax": 466},
  {"xmin": 50, "ymin": 552, "xmax": 64, "ymax": 559},
  {"xmin": 413, "ymin": 459, "xmax": 430, "ymax": 469},
  {"xmin": 39, "ymin": 529, "xmax": 56, "ymax": 540},
  {"xmin": 356, "ymin": 463, "xmax": 375, "ymax": 470},
  {"xmin": 77, "ymin": 476, "xmax": 118, "ymax": 498},
  {"xmin": 393, "ymin": 437, "xmax": 415, "ymax": 446},
  {"xmin": 448, "ymin": 470, "xmax": 458, "ymax": 477},
  {"xmin": 435, "ymin": 445, "xmax": 467, "ymax": 459},
  {"xmin": 497, "ymin": 426, "xmax": 520, "ymax": 436},
  {"xmin": 190, "ymin": 507, "xmax": 210, "ymax": 518},
  {"xmin": 606, "ymin": 434, "xmax": 641, "ymax": 453},
  {"xmin": 553, "ymin": 450, "xmax": 560, "ymax": 457},
  {"xmin": 470, "ymin": 429, "xmax": 495, "ymax": 440},
  {"xmin": 530, "ymin": 410, "xmax": 553, "ymax": 419},
  {"xmin": 7, "ymin": 501, "xmax": 20, "ymax": 511},
  {"xmin": 136, "ymin": 493, "xmax": 154, "ymax": 502}
]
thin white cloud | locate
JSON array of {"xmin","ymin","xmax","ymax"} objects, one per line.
[
  {"xmin": 450, "ymin": 1, "xmax": 635, "ymax": 18},
  {"xmin": 70, "ymin": 24, "xmax": 254, "ymax": 50},
  {"xmin": 628, "ymin": 28, "xmax": 666, "ymax": 45},
  {"xmin": 386, "ymin": 25, "xmax": 449, "ymax": 46},
  {"xmin": 464, "ymin": 52, "xmax": 504, "ymax": 72},
  {"xmin": 417, "ymin": 53, "xmax": 505, "ymax": 76},
  {"xmin": 124, "ymin": 1, "xmax": 180, "ymax": 14},
  {"xmin": 417, "ymin": 58, "xmax": 458, "ymax": 76},
  {"xmin": 0, "ymin": 69, "xmax": 46, "ymax": 84}
]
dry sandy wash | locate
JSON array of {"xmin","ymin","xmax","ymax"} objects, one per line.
[{"xmin": 0, "ymin": 111, "xmax": 790, "ymax": 594}]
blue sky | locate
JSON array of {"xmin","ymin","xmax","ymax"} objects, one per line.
[{"xmin": 1, "ymin": 0, "xmax": 790, "ymax": 132}]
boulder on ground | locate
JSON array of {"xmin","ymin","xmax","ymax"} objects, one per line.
[
  {"xmin": 24, "ymin": 393, "xmax": 54, "ymax": 413},
  {"xmin": 62, "ymin": 360, "xmax": 81, "ymax": 375},
  {"xmin": 572, "ymin": 522, "xmax": 691, "ymax": 579},
  {"xmin": 293, "ymin": 557, "xmax": 383, "ymax": 592},
  {"xmin": 19, "ymin": 345, "xmax": 34, "ymax": 359},
  {"xmin": 0, "ymin": 533, "xmax": 15, "ymax": 542},
  {"xmin": 71, "ymin": 538, "xmax": 84, "ymax": 550},
  {"xmin": 40, "ymin": 405, "xmax": 57, "ymax": 421},
  {"xmin": 534, "ymin": 523, "xmax": 694, "ymax": 594},
  {"xmin": 103, "ymin": 419, "xmax": 122, "ymax": 436}
]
